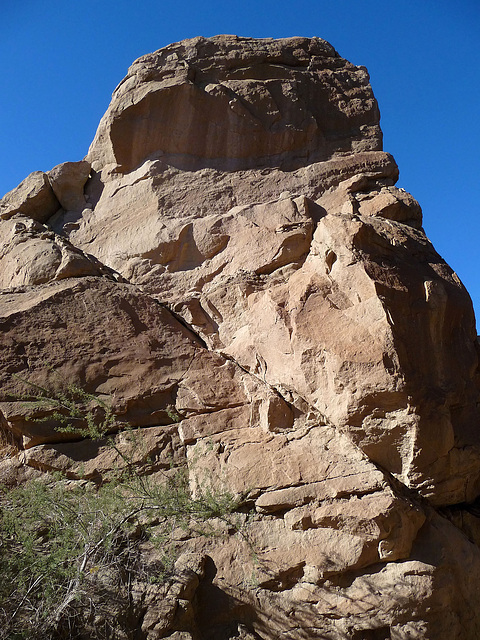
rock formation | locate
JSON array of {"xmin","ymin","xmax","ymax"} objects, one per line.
[{"xmin": 2, "ymin": 35, "xmax": 480, "ymax": 639}]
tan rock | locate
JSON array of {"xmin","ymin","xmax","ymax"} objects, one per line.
[
  {"xmin": 2, "ymin": 35, "xmax": 480, "ymax": 640},
  {"xmin": 318, "ymin": 173, "xmax": 423, "ymax": 228},
  {"xmin": 19, "ymin": 424, "xmax": 184, "ymax": 481},
  {"xmin": 47, "ymin": 159, "xmax": 91, "ymax": 212},
  {"xmin": 185, "ymin": 423, "xmax": 423, "ymax": 579},
  {"xmin": 0, "ymin": 170, "xmax": 60, "ymax": 222},
  {"xmin": 245, "ymin": 490, "xmax": 424, "ymax": 582},
  {"xmin": 157, "ymin": 200, "xmax": 479, "ymax": 505},
  {"xmin": 87, "ymin": 36, "xmax": 382, "ymax": 173},
  {"xmin": 183, "ymin": 510, "xmax": 480, "ymax": 640},
  {"xmin": 54, "ymin": 150, "xmax": 398, "ymax": 272},
  {"xmin": 132, "ymin": 553, "xmax": 205, "ymax": 639},
  {"xmin": 0, "ymin": 215, "xmax": 110, "ymax": 288},
  {"xmin": 51, "ymin": 38, "xmax": 480, "ymax": 505},
  {"xmin": 186, "ymin": 425, "xmax": 382, "ymax": 495}
]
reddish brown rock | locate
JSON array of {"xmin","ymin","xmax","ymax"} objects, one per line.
[
  {"xmin": 2, "ymin": 35, "xmax": 480, "ymax": 640},
  {"xmin": 0, "ymin": 277, "xmax": 288, "ymax": 448}
]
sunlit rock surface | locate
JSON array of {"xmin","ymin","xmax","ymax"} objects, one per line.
[{"xmin": 2, "ymin": 35, "xmax": 480, "ymax": 639}]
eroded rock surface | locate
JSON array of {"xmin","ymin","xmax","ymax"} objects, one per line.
[
  {"xmin": 2, "ymin": 35, "xmax": 480, "ymax": 640},
  {"xmin": 87, "ymin": 35, "xmax": 382, "ymax": 173}
]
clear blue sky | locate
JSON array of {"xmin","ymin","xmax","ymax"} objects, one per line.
[{"xmin": 2, "ymin": 1, "xmax": 479, "ymax": 325}]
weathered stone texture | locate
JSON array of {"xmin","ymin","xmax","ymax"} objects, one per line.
[
  {"xmin": 0, "ymin": 170, "xmax": 60, "ymax": 222},
  {"xmin": 47, "ymin": 159, "xmax": 91, "ymax": 212},
  {"xmin": 2, "ymin": 35, "xmax": 480, "ymax": 639},
  {"xmin": 87, "ymin": 35, "xmax": 382, "ymax": 173}
]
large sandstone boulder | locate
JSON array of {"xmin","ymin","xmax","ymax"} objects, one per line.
[
  {"xmin": 87, "ymin": 35, "xmax": 382, "ymax": 173},
  {"xmin": 0, "ymin": 277, "xmax": 289, "ymax": 449},
  {"xmin": 57, "ymin": 37, "xmax": 480, "ymax": 507},
  {"xmin": 47, "ymin": 160, "xmax": 91, "ymax": 212},
  {"xmin": 2, "ymin": 35, "xmax": 480, "ymax": 640},
  {"xmin": 0, "ymin": 160, "xmax": 91, "ymax": 223}
]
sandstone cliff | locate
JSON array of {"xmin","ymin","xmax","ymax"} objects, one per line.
[{"xmin": 1, "ymin": 35, "xmax": 480, "ymax": 640}]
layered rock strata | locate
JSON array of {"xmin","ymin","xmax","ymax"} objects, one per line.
[{"xmin": 1, "ymin": 35, "xmax": 480, "ymax": 639}]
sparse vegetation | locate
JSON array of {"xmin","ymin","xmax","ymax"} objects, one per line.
[{"xmin": 0, "ymin": 380, "xmax": 245, "ymax": 639}]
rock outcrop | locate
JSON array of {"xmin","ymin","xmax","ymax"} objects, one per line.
[
  {"xmin": 2, "ymin": 35, "xmax": 480, "ymax": 639},
  {"xmin": 87, "ymin": 36, "xmax": 381, "ymax": 173}
]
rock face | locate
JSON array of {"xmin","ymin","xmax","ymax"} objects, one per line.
[
  {"xmin": 2, "ymin": 35, "xmax": 480, "ymax": 639},
  {"xmin": 87, "ymin": 36, "xmax": 381, "ymax": 173}
]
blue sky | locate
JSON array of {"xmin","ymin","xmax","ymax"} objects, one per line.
[{"xmin": 2, "ymin": 1, "xmax": 479, "ymax": 324}]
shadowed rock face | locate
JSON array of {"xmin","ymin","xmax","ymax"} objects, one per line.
[{"xmin": 2, "ymin": 35, "xmax": 480, "ymax": 640}]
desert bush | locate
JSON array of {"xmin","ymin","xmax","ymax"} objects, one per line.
[{"xmin": 0, "ymin": 381, "xmax": 244, "ymax": 639}]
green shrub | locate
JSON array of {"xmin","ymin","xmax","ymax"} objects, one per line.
[{"xmin": 0, "ymin": 380, "xmax": 245, "ymax": 639}]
